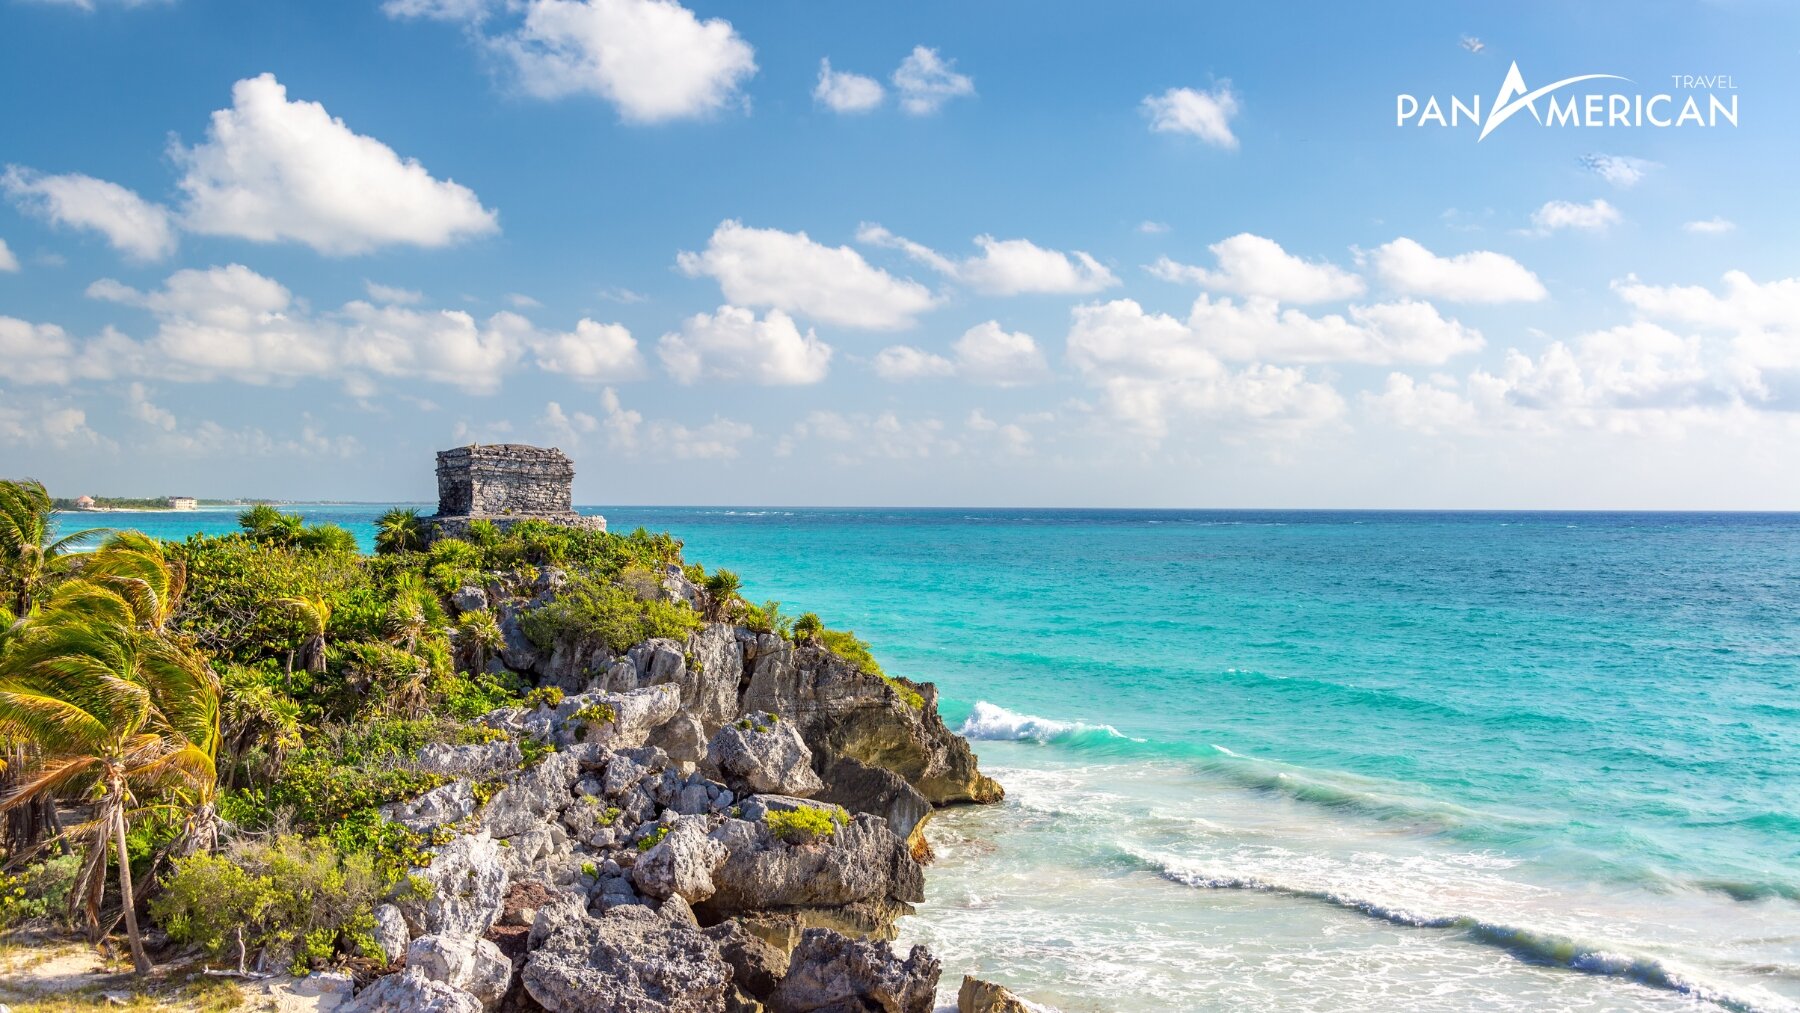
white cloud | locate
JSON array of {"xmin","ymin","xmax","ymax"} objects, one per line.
[
  {"xmin": 1528, "ymin": 198, "xmax": 1620, "ymax": 234},
  {"xmin": 0, "ymin": 238, "xmax": 17, "ymax": 272},
  {"xmin": 874, "ymin": 321, "xmax": 1049, "ymax": 386},
  {"xmin": 1578, "ymin": 153, "xmax": 1657, "ymax": 188},
  {"xmin": 1683, "ymin": 217, "xmax": 1736, "ymax": 235},
  {"xmin": 678, "ymin": 220, "xmax": 936, "ymax": 329},
  {"xmin": 649, "ymin": 416, "xmax": 753, "ymax": 459},
  {"xmin": 598, "ymin": 286, "xmax": 646, "ymax": 304},
  {"xmin": 1, "ymin": 166, "xmax": 177, "ymax": 262},
  {"xmin": 1367, "ymin": 238, "xmax": 1547, "ymax": 303},
  {"xmin": 381, "ymin": 0, "xmax": 493, "ymax": 20},
  {"xmin": 892, "ymin": 46, "xmax": 973, "ymax": 116},
  {"xmin": 784, "ymin": 410, "xmax": 959, "ymax": 462},
  {"xmin": 1460, "ymin": 36, "xmax": 1486, "ymax": 54},
  {"xmin": 365, "ymin": 281, "xmax": 423, "ymax": 304},
  {"xmin": 872, "ymin": 345, "xmax": 953, "ymax": 381},
  {"xmin": 1185, "ymin": 294, "xmax": 1484, "ymax": 365},
  {"xmin": 1142, "ymin": 84, "xmax": 1240, "ymax": 149},
  {"xmin": 531, "ymin": 318, "xmax": 645, "ymax": 380},
  {"xmin": 952, "ymin": 321, "xmax": 1049, "ymax": 385},
  {"xmin": 1137, "ymin": 221, "xmax": 1170, "ymax": 235},
  {"xmin": 1065, "ymin": 298, "xmax": 1345, "ymax": 438},
  {"xmin": 598, "ymin": 387, "xmax": 642, "ymax": 450},
  {"xmin": 126, "ymin": 382, "xmax": 176, "ymax": 431},
  {"xmin": 965, "ymin": 409, "xmax": 1035, "ymax": 456},
  {"xmin": 82, "ymin": 263, "xmax": 634, "ymax": 393},
  {"xmin": 0, "ymin": 394, "xmax": 107, "ymax": 451},
  {"xmin": 1148, "ymin": 233, "xmax": 1363, "ymax": 303},
  {"xmin": 658, "ymin": 305, "xmax": 832, "ymax": 385},
  {"xmin": 491, "ymin": 0, "xmax": 756, "ymax": 123},
  {"xmin": 1363, "ymin": 373, "xmax": 1476, "ymax": 434},
  {"xmin": 857, "ymin": 224, "xmax": 1117, "ymax": 295},
  {"xmin": 539, "ymin": 400, "xmax": 598, "ymax": 448},
  {"xmin": 17, "ymin": 0, "xmax": 171, "ymax": 12},
  {"xmin": 506, "ymin": 292, "xmax": 543, "ymax": 308},
  {"xmin": 1613, "ymin": 270, "xmax": 1800, "ymax": 406},
  {"xmin": 0, "ymin": 316, "xmax": 124, "ymax": 385},
  {"xmin": 814, "ymin": 58, "xmax": 884, "ymax": 113},
  {"xmin": 174, "ymin": 74, "xmax": 498, "ymax": 255}
]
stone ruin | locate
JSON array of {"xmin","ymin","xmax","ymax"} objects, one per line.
[{"xmin": 426, "ymin": 444, "xmax": 605, "ymax": 540}]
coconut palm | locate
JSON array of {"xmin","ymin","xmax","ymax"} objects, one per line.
[
  {"xmin": 0, "ymin": 546, "xmax": 220, "ymax": 974},
  {"xmin": 0, "ymin": 478, "xmax": 106, "ymax": 615},
  {"xmin": 276, "ymin": 595, "xmax": 332, "ymax": 673},
  {"xmin": 296, "ymin": 523, "xmax": 358, "ymax": 554},
  {"xmin": 374, "ymin": 508, "xmax": 425, "ymax": 555},
  {"xmin": 237, "ymin": 505, "xmax": 305, "ymax": 546}
]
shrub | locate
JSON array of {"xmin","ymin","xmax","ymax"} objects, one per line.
[
  {"xmin": 640, "ymin": 598, "xmax": 703, "ymax": 643},
  {"xmin": 524, "ymin": 686, "xmax": 565, "ymax": 709},
  {"xmin": 571, "ymin": 702, "xmax": 617, "ymax": 726},
  {"xmin": 764, "ymin": 806, "xmax": 841, "ymax": 845},
  {"xmin": 152, "ymin": 835, "xmax": 408, "ymax": 973},
  {"xmin": 792, "ymin": 612, "xmax": 823, "ymax": 642},
  {"xmin": 522, "ymin": 573, "xmax": 704, "ymax": 652},
  {"xmin": 740, "ymin": 599, "xmax": 790, "ymax": 637},
  {"xmin": 636, "ymin": 825, "xmax": 670, "ymax": 852},
  {"xmin": 0, "ymin": 854, "xmax": 79, "ymax": 929}
]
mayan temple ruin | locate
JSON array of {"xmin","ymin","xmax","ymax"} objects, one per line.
[{"xmin": 426, "ymin": 443, "xmax": 605, "ymax": 540}]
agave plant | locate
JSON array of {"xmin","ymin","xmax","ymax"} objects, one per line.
[{"xmin": 0, "ymin": 537, "xmax": 220, "ymax": 973}]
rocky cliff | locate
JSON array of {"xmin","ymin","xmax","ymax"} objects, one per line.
[{"xmin": 347, "ymin": 565, "xmax": 1001, "ymax": 1013}]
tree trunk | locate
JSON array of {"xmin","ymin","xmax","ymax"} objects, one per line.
[{"xmin": 111, "ymin": 802, "xmax": 150, "ymax": 975}]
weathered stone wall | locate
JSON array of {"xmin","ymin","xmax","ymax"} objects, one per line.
[
  {"xmin": 437, "ymin": 444, "xmax": 577, "ymax": 517},
  {"xmin": 428, "ymin": 444, "xmax": 604, "ymax": 539}
]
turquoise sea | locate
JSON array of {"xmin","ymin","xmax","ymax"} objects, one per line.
[{"xmin": 74, "ymin": 506, "xmax": 1800, "ymax": 1011}]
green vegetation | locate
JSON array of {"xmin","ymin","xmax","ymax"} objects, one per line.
[
  {"xmin": 635, "ymin": 825, "xmax": 670, "ymax": 852},
  {"xmin": 763, "ymin": 806, "xmax": 843, "ymax": 845},
  {"xmin": 0, "ymin": 477, "xmax": 916, "ymax": 976}
]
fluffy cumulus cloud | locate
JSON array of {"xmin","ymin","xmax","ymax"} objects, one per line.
[
  {"xmin": 1, "ymin": 167, "xmax": 177, "ymax": 262},
  {"xmin": 678, "ymin": 220, "xmax": 936, "ymax": 329},
  {"xmin": 1366, "ymin": 238, "xmax": 1546, "ymax": 303},
  {"xmin": 781, "ymin": 410, "xmax": 960, "ymax": 462},
  {"xmin": 1578, "ymin": 153, "xmax": 1658, "ymax": 188},
  {"xmin": 1142, "ymin": 84, "xmax": 1241, "ymax": 149},
  {"xmin": 1528, "ymin": 198, "xmax": 1620, "ymax": 234},
  {"xmin": 1184, "ymin": 295, "xmax": 1483, "ymax": 365},
  {"xmin": 0, "ymin": 315, "xmax": 126, "ymax": 385},
  {"xmin": 858, "ymin": 224, "xmax": 1116, "ymax": 296},
  {"xmin": 173, "ymin": 74, "xmax": 498, "ymax": 255},
  {"xmin": 71, "ymin": 263, "xmax": 638, "ymax": 394},
  {"xmin": 658, "ymin": 305, "xmax": 832, "ymax": 385},
  {"xmin": 490, "ymin": 0, "xmax": 757, "ymax": 122},
  {"xmin": 814, "ymin": 58, "xmax": 884, "ymax": 113},
  {"xmin": 1148, "ymin": 233, "xmax": 1363, "ymax": 303},
  {"xmin": 365, "ymin": 281, "xmax": 423, "ymax": 305},
  {"xmin": 1065, "ymin": 299, "xmax": 1345, "ymax": 438},
  {"xmin": 875, "ymin": 321, "xmax": 1049, "ymax": 386},
  {"xmin": 530, "ymin": 319, "xmax": 645, "ymax": 381},
  {"xmin": 891, "ymin": 46, "xmax": 973, "ymax": 115},
  {"xmin": 0, "ymin": 238, "xmax": 17, "ymax": 272}
]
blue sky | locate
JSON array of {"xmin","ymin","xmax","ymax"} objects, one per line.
[{"xmin": 2, "ymin": 0, "xmax": 1797, "ymax": 507}]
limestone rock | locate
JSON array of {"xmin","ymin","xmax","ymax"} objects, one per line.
[
  {"xmin": 386, "ymin": 780, "xmax": 478, "ymax": 833},
  {"xmin": 416, "ymin": 740, "xmax": 523, "ymax": 779},
  {"xmin": 815, "ymin": 756, "xmax": 932, "ymax": 860},
  {"xmin": 521, "ymin": 906, "xmax": 731, "ymax": 1013},
  {"xmin": 400, "ymin": 832, "xmax": 509, "ymax": 941},
  {"xmin": 769, "ymin": 929, "xmax": 939, "ymax": 1013},
  {"xmin": 344, "ymin": 969, "xmax": 482, "ymax": 1013},
  {"xmin": 631, "ymin": 816, "xmax": 728, "ymax": 903},
  {"xmin": 371, "ymin": 903, "xmax": 410, "ymax": 963},
  {"xmin": 405, "ymin": 935, "xmax": 512, "ymax": 1010},
  {"xmin": 742, "ymin": 639, "xmax": 1001, "ymax": 807},
  {"xmin": 700, "ymin": 813, "xmax": 923, "ymax": 919},
  {"xmin": 481, "ymin": 749, "xmax": 583, "ymax": 838},
  {"xmin": 496, "ymin": 604, "xmax": 540, "ymax": 672},
  {"xmin": 452, "ymin": 586, "xmax": 488, "ymax": 614},
  {"xmin": 703, "ymin": 920, "xmax": 788, "ymax": 1002},
  {"xmin": 957, "ymin": 977, "xmax": 1041, "ymax": 1013},
  {"xmin": 707, "ymin": 714, "xmax": 825, "ymax": 798}
]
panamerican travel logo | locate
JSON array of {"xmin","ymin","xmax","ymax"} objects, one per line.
[{"xmin": 1397, "ymin": 62, "xmax": 1739, "ymax": 139}]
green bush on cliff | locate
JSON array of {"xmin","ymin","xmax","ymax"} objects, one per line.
[
  {"xmin": 521, "ymin": 571, "xmax": 703, "ymax": 651},
  {"xmin": 764, "ymin": 806, "xmax": 841, "ymax": 844},
  {"xmin": 152, "ymin": 834, "xmax": 417, "ymax": 972}
]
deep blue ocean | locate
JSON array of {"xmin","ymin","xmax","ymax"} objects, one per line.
[{"xmin": 78, "ymin": 506, "xmax": 1800, "ymax": 1011}]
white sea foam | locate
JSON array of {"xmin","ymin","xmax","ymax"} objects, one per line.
[{"xmin": 959, "ymin": 700, "xmax": 1132, "ymax": 744}]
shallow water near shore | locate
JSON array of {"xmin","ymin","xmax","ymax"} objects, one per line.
[{"xmin": 87, "ymin": 507, "xmax": 1800, "ymax": 1011}]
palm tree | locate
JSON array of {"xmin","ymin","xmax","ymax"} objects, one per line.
[
  {"xmin": 276, "ymin": 595, "xmax": 332, "ymax": 673},
  {"xmin": 237, "ymin": 505, "xmax": 304, "ymax": 546},
  {"xmin": 296, "ymin": 523, "xmax": 358, "ymax": 554},
  {"xmin": 236, "ymin": 504, "xmax": 283, "ymax": 537},
  {"xmin": 0, "ymin": 543, "xmax": 220, "ymax": 974},
  {"xmin": 703, "ymin": 569, "xmax": 742, "ymax": 622},
  {"xmin": 453, "ymin": 610, "xmax": 504, "ymax": 673},
  {"xmin": 0, "ymin": 478, "xmax": 106, "ymax": 615},
  {"xmin": 374, "ymin": 508, "xmax": 425, "ymax": 555}
]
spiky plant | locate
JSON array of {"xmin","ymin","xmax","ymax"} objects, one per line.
[
  {"xmin": 374, "ymin": 508, "xmax": 425, "ymax": 555},
  {"xmin": 275, "ymin": 594, "xmax": 332, "ymax": 673},
  {"xmin": 0, "ymin": 478, "xmax": 106, "ymax": 615}
]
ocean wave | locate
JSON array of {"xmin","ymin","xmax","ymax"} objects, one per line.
[
  {"xmin": 959, "ymin": 701, "xmax": 1137, "ymax": 746},
  {"xmin": 1138, "ymin": 851, "xmax": 1788, "ymax": 1013}
]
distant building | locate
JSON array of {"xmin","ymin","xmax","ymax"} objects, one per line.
[
  {"xmin": 167, "ymin": 496, "xmax": 199, "ymax": 510},
  {"xmin": 426, "ymin": 444, "xmax": 604, "ymax": 541},
  {"xmin": 74, "ymin": 495, "xmax": 96, "ymax": 510}
]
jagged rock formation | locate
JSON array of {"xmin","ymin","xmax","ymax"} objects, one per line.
[
  {"xmin": 343, "ymin": 563, "xmax": 1000, "ymax": 1013},
  {"xmin": 426, "ymin": 444, "xmax": 605, "ymax": 541}
]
